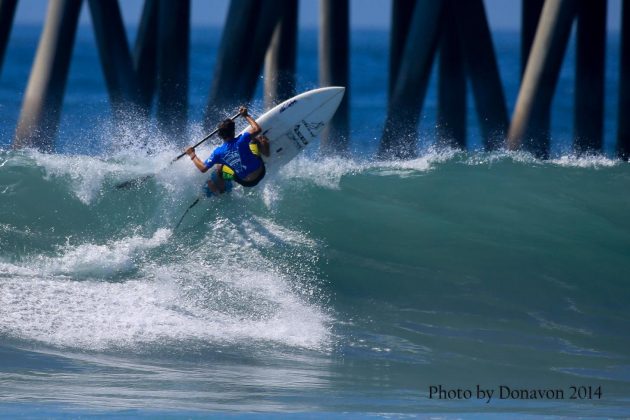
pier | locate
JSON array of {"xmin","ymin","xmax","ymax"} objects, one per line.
[{"xmin": 2, "ymin": 0, "xmax": 628, "ymax": 159}]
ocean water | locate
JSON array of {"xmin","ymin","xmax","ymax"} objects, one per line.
[{"xmin": 1, "ymin": 25, "xmax": 630, "ymax": 418}]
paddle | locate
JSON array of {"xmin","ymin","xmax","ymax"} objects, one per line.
[
  {"xmin": 174, "ymin": 196, "xmax": 201, "ymax": 230},
  {"xmin": 174, "ymin": 173, "xmax": 227, "ymax": 229},
  {"xmin": 115, "ymin": 111, "xmax": 242, "ymax": 189}
]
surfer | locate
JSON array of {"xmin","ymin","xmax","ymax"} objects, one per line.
[{"xmin": 185, "ymin": 107, "xmax": 270, "ymax": 194}]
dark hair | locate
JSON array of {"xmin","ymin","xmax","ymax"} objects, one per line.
[{"xmin": 217, "ymin": 119, "xmax": 235, "ymax": 140}]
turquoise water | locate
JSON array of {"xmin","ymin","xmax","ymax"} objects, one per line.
[{"xmin": 1, "ymin": 26, "xmax": 630, "ymax": 417}]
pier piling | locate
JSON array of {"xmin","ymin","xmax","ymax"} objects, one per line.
[
  {"xmin": 13, "ymin": 0, "xmax": 82, "ymax": 151},
  {"xmin": 156, "ymin": 0, "xmax": 189, "ymax": 138},
  {"xmin": 238, "ymin": 0, "xmax": 286, "ymax": 109},
  {"xmin": 521, "ymin": 0, "xmax": 545, "ymax": 78},
  {"xmin": 88, "ymin": 0, "xmax": 139, "ymax": 116},
  {"xmin": 319, "ymin": 0, "xmax": 350, "ymax": 154},
  {"xmin": 206, "ymin": 0, "xmax": 259, "ymax": 126},
  {"xmin": 574, "ymin": 0, "xmax": 606, "ymax": 155},
  {"xmin": 437, "ymin": 0, "xmax": 466, "ymax": 149},
  {"xmin": 0, "ymin": 0, "xmax": 17, "ymax": 76},
  {"xmin": 508, "ymin": 0, "xmax": 577, "ymax": 158},
  {"xmin": 388, "ymin": 0, "xmax": 416, "ymax": 98},
  {"xmin": 133, "ymin": 0, "xmax": 158, "ymax": 112},
  {"xmin": 453, "ymin": 0, "xmax": 508, "ymax": 150},
  {"xmin": 379, "ymin": 0, "xmax": 443, "ymax": 158},
  {"xmin": 205, "ymin": 0, "xmax": 282, "ymax": 128},
  {"xmin": 264, "ymin": 0, "xmax": 297, "ymax": 109},
  {"xmin": 619, "ymin": 0, "xmax": 630, "ymax": 160}
]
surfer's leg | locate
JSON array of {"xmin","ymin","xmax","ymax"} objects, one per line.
[
  {"xmin": 206, "ymin": 179, "xmax": 221, "ymax": 195},
  {"xmin": 214, "ymin": 165, "xmax": 226, "ymax": 193},
  {"xmin": 206, "ymin": 165, "xmax": 226, "ymax": 194}
]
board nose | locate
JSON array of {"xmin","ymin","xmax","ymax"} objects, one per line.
[
  {"xmin": 315, "ymin": 86, "xmax": 345, "ymax": 110},
  {"xmin": 318, "ymin": 86, "xmax": 345, "ymax": 99}
]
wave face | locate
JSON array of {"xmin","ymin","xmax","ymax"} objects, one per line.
[
  {"xmin": 1, "ymin": 147, "xmax": 630, "ymax": 414},
  {"xmin": 0, "ymin": 148, "xmax": 330, "ymax": 352}
]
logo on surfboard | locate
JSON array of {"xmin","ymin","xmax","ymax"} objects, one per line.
[
  {"xmin": 287, "ymin": 123, "xmax": 309, "ymax": 149},
  {"xmin": 279, "ymin": 99, "xmax": 297, "ymax": 113},
  {"xmin": 303, "ymin": 121, "xmax": 325, "ymax": 136}
]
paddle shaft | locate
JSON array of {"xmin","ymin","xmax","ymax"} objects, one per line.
[
  {"xmin": 115, "ymin": 111, "xmax": 242, "ymax": 189},
  {"xmin": 172, "ymin": 111, "xmax": 242, "ymax": 162},
  {"xmin": 174, "ymin": 196, "xmax": 201, "ymax": 229}
]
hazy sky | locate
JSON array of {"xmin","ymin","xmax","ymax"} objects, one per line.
[{"xmin": 12, "ymin": 0, "xmax": 623, "ymax": 31}]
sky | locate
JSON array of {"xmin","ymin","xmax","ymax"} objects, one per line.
[{"xmin": 11, "ymin": 0, "xmax": 624, "ymax": 32}]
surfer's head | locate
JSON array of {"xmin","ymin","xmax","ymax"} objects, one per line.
[{"xmin": 217, "ymin": 119, "xmax": 235, "ymax": 140}]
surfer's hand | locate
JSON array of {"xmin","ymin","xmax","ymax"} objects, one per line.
[
  {"xmin": 239, "ymin": 106, "xmax": 248, "ymax": 116},
  {"xmin": 185, "ymin": 147, "xmax": 195, "ymax": 158},
  {"xmin": 255, "ymin": 135, "xmax": 270, "ymax": 157}
]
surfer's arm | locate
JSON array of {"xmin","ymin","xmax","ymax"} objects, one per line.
[
  {"xmin": 185, "ymin": 147, "xmax": 210, "ymax": 173},
  {"xmin": 253, "ymin": 136, "xmax": 270, "ymax": 157},
  {"xmin": 240, "ymin": 106, "xmax": 261, "ymax": 136}
]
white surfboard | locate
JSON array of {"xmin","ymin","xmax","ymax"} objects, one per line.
[{"xmin": 241, "ymin": 86, "xmax": 345, "ymax": 171}]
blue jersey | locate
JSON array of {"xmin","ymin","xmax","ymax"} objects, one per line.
[{"xmin": 203, "ymin": 132, "xmax": 262, "ymax": 179}]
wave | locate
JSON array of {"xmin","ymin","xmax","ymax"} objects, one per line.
[
  {"xmin": 1, "ymin": 147, "xmax": 629, "ymax": 357},
  {"xmin": 0, "ymin": 149, "xmax": 333, "ymax": 352}
]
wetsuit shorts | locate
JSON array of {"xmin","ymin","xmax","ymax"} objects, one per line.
[{"xmin": 233, "ymin": 160, "xmax": 266, "ymax": 187}]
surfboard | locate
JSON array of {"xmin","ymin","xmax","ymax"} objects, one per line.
[{"xmin": 243, "ymin": 86, "xmax": 345, "ymax": 172}]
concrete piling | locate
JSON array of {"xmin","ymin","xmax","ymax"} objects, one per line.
[
  {"xmin": 156, "ymin": 0, "xmax": 189, "ymax": 138},
  {"xmin": 88, "ymin": 0, "xmax": 139, "ymax": 116},
  {"xmin": 205, "ymin": 0, "xmax": 258, "ymax": 127},
  {"xmin": 264, "ymin": 0, "xmax": 298, "ymax": 109},
  {"xmin": 0, "ymin": 0, "xmax": 17, "ymax": 76},
  {"xmin": 452, "ymin": 0, "xmax": 508, "ymax": 150},
  {"xmin": 319, "ymin": 0, "xmax": 350, "ymax": 154},
  {"xmin": 574, "ymin": 0, "xmax": 606, "ymax": 155},
  {"xmin": 508, "ymin": 0, "xmax": 578, "ymax": 158},
  {"xmin": 379, "ymin": 0, "xmax": 443, "ymax": 158},
  {"xmin": 437, "ymin": 0, "xmax": 466, "ymax": 149},
  {"xmin": 389, "ymin": 0, "xmax": 416, "ymax": 97},
  {"xmin": 133, "ymin": 0, "xmax": 158, "ymax": 112},
  {"xmin": 205, "ymin": 0, "xmax": 282, "ymax": 128},
  {"xmin": 13, "ymin": 0, "xmax": 83, "ymax": 151},
  {"xmin": 619, "ymin": 0, "xmax": 630, "ymax": 160},
  {"xmin": 238, "ymin": 0, "xmax": 286, "ymax": 108},
  {"xmin": 385, "ymin": 0, "xmax": 505, "ymax": 154},
  {"xmin": 521, "ymin": 0, "xmax": 545, "ymax": 78}
]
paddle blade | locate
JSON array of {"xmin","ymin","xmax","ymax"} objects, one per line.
[
  {"xmin": 115, "ymin": 174, "xmax": 154, "ymax": 189},
  {"xmin": 174, "ymin": 197, "xmax": 201, "ymax": 229}
]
